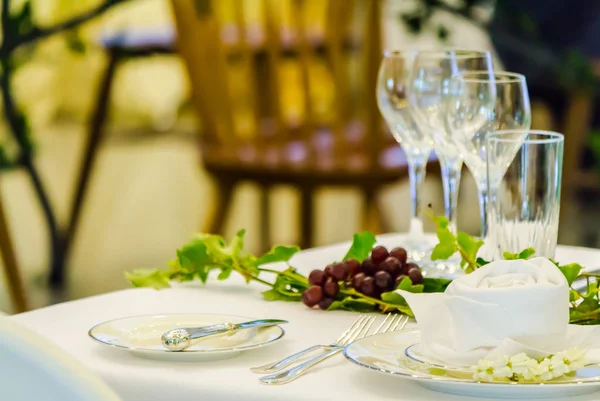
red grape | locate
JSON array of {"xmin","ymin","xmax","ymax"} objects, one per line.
[
  {"xmin": 390, "ymin": 247, "xmax": 408, "ymax": 265},
  {"xmin": 408, "ymin": 268, "xmax": 424, "ymax": 284},
  {"xmin": 331, "ymin": 262, "xmax": 348, "ymax": 281},
  {"xmin": 352, "ymin": 272, "xmax": 366, "ymax": 289},
  {"xmin": 371, "ymin": 246, "xmax": 389, "ymax": 265},
  {"xmin": 323, "ymin": 278, "xmax": 340, "ymax": 297},
  {"xmin": 361, "ymin": 257, "xmax": 376, "ymax": 275},
  {"xmin": 308, "ymin": 270, "xmax": 326, "ymax": 286},
  {"xmin": 302, "ymin": 286, "xmax": 323, "ymax": 307},
  {"xmin": 345, "ymin": 258, "xmax": 361, "ymax": 277},
  {"xmin": 374, "ymin": 270, "xmax": 392, "ymax": 290},
  {"xmin": 318, "ymin": 297, "xmax": 335, "ymax": 310},
  {"xmin": 380, "ymin": 257, "xmax": 402, "ymax": 276},
  {"xmin": 394, "ymin": 274, "xmax": 408, "ymax": 289},
  {"xmin": 324, "ymin": 264, "xmax": 334, "ymax": 278},
  {"xmin": 402, "ymin": 262, "xmax": 419, "ymax": 275},
  {"xmin": 360, "ymin": 276, "xmax": 376, "ymax": 296}
]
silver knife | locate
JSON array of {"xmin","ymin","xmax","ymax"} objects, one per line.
[{"xmin": 161, "ymin": 319, "xmax": 287, "ymax": 351}]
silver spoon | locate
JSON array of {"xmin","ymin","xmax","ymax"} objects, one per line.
[{"xmin": 161, "ymin": 319, "xmax": 287, "ymax": 351}]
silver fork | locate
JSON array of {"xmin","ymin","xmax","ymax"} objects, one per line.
[
  {"xmin": 250, "ymin": 315, "xmax": 372, "ymax": 374},
  {"xmin": 259, "ymin": 314, "xmax": 408, "ymax": 385}
]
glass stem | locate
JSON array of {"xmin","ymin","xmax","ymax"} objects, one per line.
[
  {"xmin": 478, "ymin": 182, "xmax": 488, "ymax": 239},
  {"xmin": 439, "ymin": 156, "xmax": 462, "ymax": 233},
  {"xmin": 407, "ymin": 154, "xmax": 428, "ymax": 235}
]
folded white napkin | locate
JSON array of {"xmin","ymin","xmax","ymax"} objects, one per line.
[{"xmin": 398, "ymin": 257, "xmax": 600, "ymax": 366}]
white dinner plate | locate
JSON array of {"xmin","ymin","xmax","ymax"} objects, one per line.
[
  {"xmin": 344, "ymin": 329, "xmax": 600, "ymax": 399},
  {"xmin": 88, "ymin": 313, "xmax": 285, "ymax": 361}
]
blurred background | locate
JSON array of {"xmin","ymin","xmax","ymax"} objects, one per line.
[{"xmin": 0, "ymin": 0, "xmax": 598, "ymax": 313}]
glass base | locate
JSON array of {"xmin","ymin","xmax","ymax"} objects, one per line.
[
  {"xmin": 405, "ymin": 218, "xmax": 433, "ymax": 263},
  {"xmin": 420, "ymin": 254, "xmax": 463, "ymax": 279}
]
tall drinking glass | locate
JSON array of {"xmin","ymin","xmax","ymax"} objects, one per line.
[
  {"xmin": 377, "ymin": 51, "xmax": 433, "ymax": 260},
  {"xmin": 486, "ymin": 131, "xmax": 564, "ymax": 260},
  {"xmin": 446, "ymin": 71, "xmax": 531, "ymax": 238},
  {"xmin": 409, "ymin": 50, "xmax": 493, "ymax": 233}
]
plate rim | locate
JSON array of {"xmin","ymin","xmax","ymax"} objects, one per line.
[
  {"xmin": 88, "ymin": 312, "xmax": 285, "ymax": 354},
  {"xmin": 343, "ymin": 329, "xmax": 600, "ymax": 388}
]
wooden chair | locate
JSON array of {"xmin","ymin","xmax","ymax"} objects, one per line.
[
  {"xmin": 557, "ymin": 94, "xmax": 597, "ymax": 244},
  {"xmin": 532, "ymin": 91, "xmax": 597, "ymax": 244},
  {"xmin": 0, "ymin": 184, "xmax": 28, "ymax": 312},
  {"xmin": 171, "ymin": 0, "xmax": 431, "ymax": 250}
]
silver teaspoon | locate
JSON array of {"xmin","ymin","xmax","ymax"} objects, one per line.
[{"xmin": 161, "ymin": 319, "xmax": 287, "ymax": 351}]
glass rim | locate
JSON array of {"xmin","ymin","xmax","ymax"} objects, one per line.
[
  {"xmin": 413, "ymin": 49, "xmax": 491, "ymax": 60},
  {"xmin": 487, "ymin": 130, "xmax": 564, "ymax": 144},
  {"xmin": 459, "ymin": 70, "xmax": 525, "ymax": 83}
]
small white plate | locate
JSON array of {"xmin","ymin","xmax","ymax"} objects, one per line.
[
  {"xmin": 344, "ymin": 329, "xmax": 600, "ymax": 399},
  {"xmin": 89, "ymin": 313, "xmax": 285, "ymax": 361}
]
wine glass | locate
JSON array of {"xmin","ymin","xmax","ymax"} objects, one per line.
[
  {"xmin": 376, "ymin": 51, "xmax": 433, "ymax": 261},
  {"xmin": 409, "ymin": 50, "xmax": 493, "ymax": 233},
  {"xmin": 446, "ymin": 71, "xmax": 531, "ymax": 238}
]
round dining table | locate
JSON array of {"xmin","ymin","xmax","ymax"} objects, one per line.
[{"xmin": 9, "ymin": 234, "xmax": 600, "ymax": 401}]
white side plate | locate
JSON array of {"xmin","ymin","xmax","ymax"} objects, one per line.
[{"xmin": 89, "ymin": 313, "xmax": 284, "ymax": 361}]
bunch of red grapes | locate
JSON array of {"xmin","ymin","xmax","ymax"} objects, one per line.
[{"xmin": 302, "ymin": 245, "xmax": 424, "ymax": 309}]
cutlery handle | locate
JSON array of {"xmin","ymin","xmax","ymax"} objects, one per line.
[
  {"xmin": 260, "ymin": 347, "xmax": 343, "ymax": 385},
  {"xmin": 187, "ymin": 323, "xmax": 233, "ymax": 339},
  {"xmin": 250, "ymin": 345, "xmax": 326, "ymax": 374}
]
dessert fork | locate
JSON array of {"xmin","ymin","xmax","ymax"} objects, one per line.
[
  {"xmin": 260, "ymin": 314, "xmax": 408, "ymax": 385},
  {"xmin": 251, "ymin": 315, "xmax": 374, "ymax": 374}
]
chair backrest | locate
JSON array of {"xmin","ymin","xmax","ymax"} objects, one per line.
[
  {"xmin": 171, "ymin": 0, "xmax": 386, "ymax": 159},
  {"xmin": 0, "ymin": 318, "xmax": 122, "ymax": 401},
  {"xmin": 562, "ymin": 94, "xmax": 595, "ymax": 190}
]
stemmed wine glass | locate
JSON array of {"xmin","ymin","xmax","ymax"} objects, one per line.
[
  {"xmin": 408, "ymin": 50, "xmax": 493, "ymax": 233},
  {"xmin": 376, "ymin": 51, "xmax": 433, "ymax": 261},
  {"xmin": 446, "ymin": 71, "xmax": 531, "ymax": 238}
]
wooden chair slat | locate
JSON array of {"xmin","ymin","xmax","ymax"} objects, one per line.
[{"xmin": 172, "ymin": 0, "xmax": 413, "ymax": 248}]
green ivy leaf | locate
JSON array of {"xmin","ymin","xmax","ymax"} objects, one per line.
[
  {"xmin": 476, "ymin": 257, "xmax": 490, "ymax": 267},
  {"xmin": 558, "ymin": 263, "xmax": 583, "ymax": 286},
  {"xmin": 504, "ymin": 248, "xmax": 536, "ymax": 260},
  {"xmin": 395, "ymin": 276, "xmax": 424, "ymax": 293},
  {"xmin": 430, "ymin": 216, "xmax": 457, "ymax": 260},
  {"xmin": 380, "ymin": 291, "xmax": 407, "ymax": 305},
  {"xmin": 423, "ymin": 277, "xmax": 452, "ymax": 293},
  {"xmin": 261, "ymin": 289, "xmax": 301, "ymax": 302},
  {"xmin": 228, "ymin": 229, "xmax": 245, "ymax": 257},
  {"xmin": 431, "ymin": 241, "xmax": 456, "ymax": 260},
  {"xmin": 255, "ymin": 245, "xmax": 301, "ymax": 266},
  {"xmin": 271, "ymin": 268, "xmax": 308, "ymax": 297},
  {"xmin": 176, "ymin": 238, "xmax": 212, "ymax": 282},
  {"xmin": 217, "ymin": 268, "xmax": 232, "ymax": 280},
  {"xmin": 503, "ymin": 251, "xmax": 519, "ymax": 260},
  {"xmin": 457, "ymin": 232, "xmax": 484, "ymax": 263},
  {"xmin": 328, "ymin": 297, "xmax": 377, "ymax": 313},
  {"xmin": 433, "ymin": 215, "xmax": 450, "ymax": 229},
  {"xmin": 343, "ymin": 232, "xmax": 377, "ymax": 261},
  {"xmin": 378, "ymin": 292, "xmax": 415, "ymax": 316},
  {"xmin": 519, "ymin": 248, "xmax": 536, "ymax": 259},
  {"xmin": 125, "ymin": 269, "xmax": 171, "ymax": 289}
]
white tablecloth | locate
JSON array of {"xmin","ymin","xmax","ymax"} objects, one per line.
[{"xmin": 9, "ymin": 236, "xmax": 600, "ymax": 401}]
